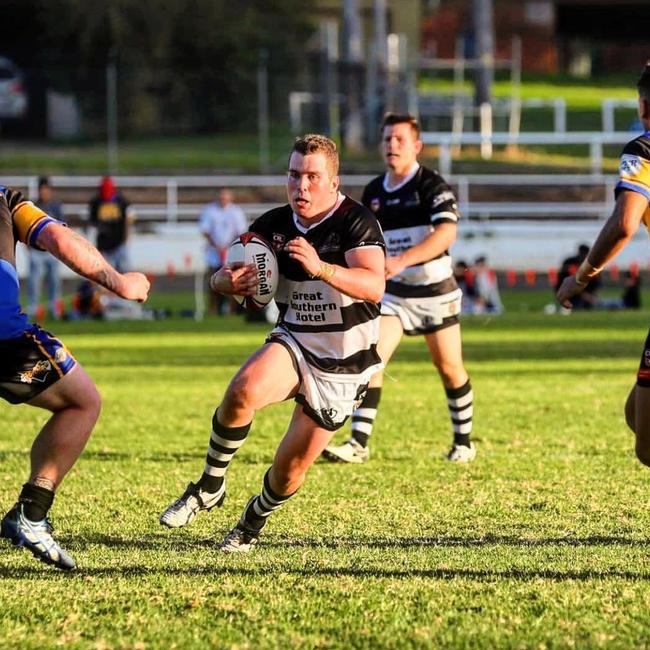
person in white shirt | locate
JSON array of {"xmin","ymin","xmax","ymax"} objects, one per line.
[{"xmin": 199, "ymin": 189, "xmax": 248, "ymax": 314}]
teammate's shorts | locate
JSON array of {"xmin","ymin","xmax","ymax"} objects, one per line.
[
  {"xmin": 267, "ymin": 327, "xmax": 382, "ymax": 431},
  {"xmin": 0, "ymin": 324, "xmax": 77, "ymax": 404},
  {"xmin": 381, "ymin": 288, "xmax": 462, "ymax": 336},
  {"xmin": 637, "ymin": 328, "xmax": 650, "ymax": 387}
]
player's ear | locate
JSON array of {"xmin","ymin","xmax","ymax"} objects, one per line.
[
  {"xmin": 640, "ymin": 96, "xmax": 650, "ymax": 122},
  {"xmin": 331, "ymin": 174, "xmax": 340, "ymax": 193},
  {"xmin": 414, "ymin": 138, "xmax": 423, "ymax": 156}
]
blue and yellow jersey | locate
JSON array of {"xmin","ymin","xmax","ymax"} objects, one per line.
[
  {"xmin": 615, "ymin": 131, "xmax": 650, "ymax": 227},
  {"xmin": 0, "ymin": 186, "xmax": 61, "ymax": 339}
]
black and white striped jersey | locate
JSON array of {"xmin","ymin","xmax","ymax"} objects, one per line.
[
  {"xmin": 250, "ymin": 194, "xmax": 385, "ymax": 375},
  {"xmin": 362, "ymin": 164, "xmax": 460, "ymax": 298}
]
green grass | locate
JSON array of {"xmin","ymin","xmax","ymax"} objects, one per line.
[{"xmin": 2, "ymin": 296, "xmax": 650, "ymax": 648}]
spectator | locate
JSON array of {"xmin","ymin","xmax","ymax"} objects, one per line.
[
  {"xmin": 199, "ymin": 188, "xmax": 247, "ymax": 315},
  {"xmin": 27, "ymin": 177, "xmax": 64, "ymax": 319},
  {"xmin": 473, "ymin": 255, "xmax": 503, "ymax": 314},
  {"xmin": 88, "ymin": 176, "xmax": 135, "ymax": 273},
  {"xmin": 622, "ymin": 270, "xmax": 642, "ymax": 309},
  {"xmin": 454, "ymin": 260, "xmax": 478, "ymax": 313},
  {"xmin": 555, "ymin": 244, "xmax": 601, "ymax": 309}
]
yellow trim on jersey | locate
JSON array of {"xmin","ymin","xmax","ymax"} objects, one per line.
[
  {"xmin": 619, "ymin": 155, "xmax": 650, "ymax": 194},
  {"xmin": 13, "ymin": 201, "xmax": 49, "ymax": 245}
]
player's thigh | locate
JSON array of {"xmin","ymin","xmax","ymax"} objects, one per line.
[
  {"xmin": 376, "ymin": 315, "xmax": 404, "ymax": 364},
  {"xmin": 28, "ymin": 363, "xmax": 101, "ymax": 415},
  {"xmin": 273, "ymin": 405, "xmax": 334, "ymax": 476},
  {"xmin": 424, "ymin": 321, "xmax": 465, "ymax": 368},
  {"xmin": 226, "ymin": 341, "xmax": 300, "ymax": 410}
]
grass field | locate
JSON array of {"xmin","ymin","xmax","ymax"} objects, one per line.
[{"xmin": 2, "ymin": 295, "xmax": 650, "ymax": 648}]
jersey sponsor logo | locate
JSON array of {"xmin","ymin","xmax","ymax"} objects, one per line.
[
  {"xmin": 97, "ymin": 202, "xmax": 122, "ymax": 221},
  {"xmin": 386, "ymin": 198, "xmax": 401, "ymax": 206},
  {"xmin": 431, "ymin": 190, "xmax": 456, "ymax": 208},
  {"xmin": 19, "ymin": 360, "xmax": 51, "ymax": 384},
  {"xmin": 286, "ymin": 289, "xmax": 342, "ymax": 324},
  {"xmin": 271, "ymin": 233, "xmax": 286, "ymax": 252},
  {"xmin": 370, "ymin": 198, "xmax": 380, "ymax": 212},
  {"xmin": 318, "ymin": 232, "xmax": 341, "ymax": 254},
  {"xmin": 387, "ymin": 234, "xmax": 413, "ymax": 255},
  {"xmin": 403, "ymin": 193, "xmax": 420, "ymax": 208},
  {"xmin": 620, "ymin": 154, "xmax": 644, "ymax": 178}
]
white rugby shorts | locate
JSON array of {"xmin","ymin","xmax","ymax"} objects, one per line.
[
  {"xmin": 381, "ymin": 288, "xmax": 462, "ymax": 335},
  {"xmin": 268, "ymin": 327, "xmax": 382, "ymax": 431}
]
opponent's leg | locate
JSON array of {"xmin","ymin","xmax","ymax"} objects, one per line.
[
  {"xmin": 160, "ymin": 341, "xmax": 300, "ymax": 528},
  {"xmin": 221, "ymin": 405, "xmax": 333, "ymax": 552},
  {"xmin": 424, "ymin": 323, "xmax": 475, "ymax": 462},
  {"xmin": 1, "ymin": 365, "xmax": 101, "ymax": 571},
  {"xmin": 322, "ymin": 315, "xmax": 403, "ymax": 463}
]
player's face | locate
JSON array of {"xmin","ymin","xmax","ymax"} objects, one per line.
[
  {"xmin": 287, "ymin": 152, "xmax": 339, "ymax": 220},
  {"xmin": 382, "ymin": 123, "xmax": 422, "ymax": 173}
]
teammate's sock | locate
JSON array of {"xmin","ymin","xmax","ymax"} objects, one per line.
[
  {"xmin": 446, "ymin": 380, "xmax": 473, "ymax": 447},
  {"xmin": 240, "ymin": 469, "xmax": 298, "ymax": 533},
  {"xmin": 19, "ymin": 483, "xmax": 55, "ymax": 521},
  {"xmin": 350, "ymin": 387, "xmax": 382, "ymax": 448},
  {"xmin": 197, "ymin": 408, "xmax": 251, "ymax": 493}
]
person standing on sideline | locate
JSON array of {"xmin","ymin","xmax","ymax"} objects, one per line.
[
  {"xmin": 0, "ymin": 185, "xmax": 149, "ymax": 570},
  {"xmin": 323, "ymin": 113, "xmax": 475, "ymax": 464},
  {"xmin": 557, "ymin": 63, "xmax": 650, "ymax": 468},
  {"xmin": 88, "ymin": 176, "xmax": 135, "ymax": 272},
  {"xmin": 159, "ymin": 134, "xmax": 385, "ymax": 552},
  {"xmin": 27, "ymin": 177, "xmax": 64, "ymax": 319},
  {"xmin": 199, "ymin": 188, "xmax": 248, "ymax": 315}
]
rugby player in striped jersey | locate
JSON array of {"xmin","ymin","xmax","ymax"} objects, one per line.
[
  {"xmin": 160, "ymin": 134, "xmax": 386, "ymax": 552},
  {"xmin": 558, "ymin": 63, "xmax": 650, "ymax": 466},
  {"xmin": 323, "ymin": 113, "xmax": 475, "ymax": 464},
  {"xmin": 0, "ymin": 186, "xmax": 149, "ymax": 570}
]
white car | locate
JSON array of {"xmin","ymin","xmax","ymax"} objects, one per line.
[{"xmin": 0, "ymin": 57, "xmax": 27, "ymax": 119}]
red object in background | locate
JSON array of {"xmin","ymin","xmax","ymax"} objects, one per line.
[
  {"xmin": 525, "ymin": 269, "xmax": 537, "ymax": 286},
  {"xmin": 568, "ymin": 264, "xmax": 578, "ymax": 275},
  {"xmin": 184, "ymin": 253, "xmax": 192, "ymax": 270},
  {"xmin": 547, "ymin": 267, "xmax": 558, "ymax": 287},
  {"xmin": 465, "ymin": 269, "xmax": 475, "ymax": 288},
  {"xmin": 609, "ymin": 264, "xmax": 620, "ymax": 282},
  {"xmin": 506, "ymin": 269, "xmax": 517, "ymax": 287},
  {"xmin": 166, "ymin": 262, "xmax": 176, "ymax": 278},
  {"xmin": 100, "ymin": 176, "xmax": 116, "ymax": 201},
  {"xmin": 630, "ymin": 262, "xmax": 640, "ymax": 278}
]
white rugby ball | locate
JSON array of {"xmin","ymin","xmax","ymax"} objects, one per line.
[{"xmin": 226, "ymin": 233, "xmax": 279, "ymax": 310}]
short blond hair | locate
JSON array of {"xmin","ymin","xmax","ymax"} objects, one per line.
[{"xmin": 291, "ymin": 134, "xmax": 339, "ymax": 176}]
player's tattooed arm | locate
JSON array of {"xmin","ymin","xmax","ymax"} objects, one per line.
[{"xmin": 36, "ymin": 223, "xmax": 150, "ymax": 301}]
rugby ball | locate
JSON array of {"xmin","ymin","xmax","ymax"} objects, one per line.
[{"xmin": 226, "ymin": 233, "xmax": 278, "ymax": 310}]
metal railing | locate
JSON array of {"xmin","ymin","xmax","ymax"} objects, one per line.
[{"xmin": 3, "ymin": 172, "xmax": 617, "ymax": 225}]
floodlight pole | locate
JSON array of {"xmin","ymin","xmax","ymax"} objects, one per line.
[
  {"xmin": 257, "ymin": 49, "xmax": 270, "ymax": 173},
  {"xmin": 342, "ymin": 0, "xmax": 364, "ymax": 152}
]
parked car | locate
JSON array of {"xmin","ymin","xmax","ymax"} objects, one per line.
[{"xmin": 0, "ymin": 56, "xmax": 27, "ymax": 119}]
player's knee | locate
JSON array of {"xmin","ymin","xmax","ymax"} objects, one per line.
[
  {"xmin": 271, "ymin": 460, "xmax": 306, "ymax": 494},
  {"xmin": 435, "ymin": 359, "xmax": 465, "ymax": 384},
  {"xmin": 223, "ymin": 373, "xmax": 259, "ymax": 414}
]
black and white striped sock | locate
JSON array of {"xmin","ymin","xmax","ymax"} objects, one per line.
[
  {"xmin": 240, "ymin": 469, "xmax": 298, "ymax": 533},
  {"xmin": 197, "ymin": 408, "xmax": 251, "ymax": 493},
  {"xmin": 446, "ymin": 380, "xmax": 473, "ymax": 447},
  {"xmin": 350, "ymin": 387, "xmax": 382, "ymax": 448}
]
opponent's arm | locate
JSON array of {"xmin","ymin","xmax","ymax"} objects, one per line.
[
  {"xmin": 285, "ymin": 237, "xmax": 385, "ymax": 302},
  {"xmin": 556, "ymin": 191, "xmax": 648, "ymax": 308},
  {"xmin": 36, "ymin": 222, "xmax": 150, "ymax": 301},
  {"xmin": 385, "ymin": 221, "xmax": 457, "ymax": 279}
]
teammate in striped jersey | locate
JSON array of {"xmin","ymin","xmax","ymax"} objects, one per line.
[
  {"xmin": 558, "ymin": 63, "xmax": 650, "ymax": 467},
  {"xmin": 0, "ymin": 186, "xmax": 149, "ymax": 570},
  {"xmin": 160, "ymin": 134, "xmax": 386, "ymax": 552},
  {"xmin": 323, "ymin": 113, "xmax": 475, "ymax": 464}
]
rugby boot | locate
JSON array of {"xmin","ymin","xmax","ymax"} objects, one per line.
[
  {"xmin": 322, "ymin": 438, "xmax": 370, "ymax": 464},
  {"xmin": 446, "ymin": 442, "xmax": 477, "ymax": 463},
  {"xmin": 159, "ymin": 480, "xmax": 226, "ymax": 528},
  {"xmin": 0, "ymin": 503, "xmax": 76, "ymax": 571}
]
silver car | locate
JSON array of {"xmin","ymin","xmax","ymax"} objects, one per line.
[{"xmin": 0, "ymin": 57, "xmax": 27, "ymax": 119}]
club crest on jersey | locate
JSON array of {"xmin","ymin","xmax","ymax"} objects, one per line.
[
  {"xmin": 271, "ymin": 233, "xmax": 286, "ymax": 252},
  {"xmin": 404, "ymin": 193, "xmax": 420, "ymax": 207},
  {"xmin": 19, "ymin": 360, "xmax": 51, "ymax": 384},
  {"xmin": 370, "ymin": 198, "xmax": 380, "ymax": 212},
  {"xmin": 320, "ymin": 407, "xmax": 338, "ymax": 427},
  {"xmin": 644, "ymin": 349, "xmax": 650, "ymax": 367},
  {"xmin": 620, "ymin": 154, "xmax": 643, "ymax": 178}
]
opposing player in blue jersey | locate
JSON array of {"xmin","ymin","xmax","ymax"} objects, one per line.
[
  {"xmin": 557, "ymin": 63, "xmax": 650, "ymax": 467},
  {"xmin": 0, "ymin": 186, "xmax": 149, "ymax": 570}
]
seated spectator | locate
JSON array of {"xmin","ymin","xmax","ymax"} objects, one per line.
[
  {"xmin": 556, "ymin": 244, "xmax": 601, "ymax": 309},
  {"xmin": 473, "ymin": 256, "xmax": 503, "ymax": 314}
]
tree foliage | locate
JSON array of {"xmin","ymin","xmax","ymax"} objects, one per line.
[{"xmin": 3, "ymin": 0, "xmax": 315, "ymax": 134}]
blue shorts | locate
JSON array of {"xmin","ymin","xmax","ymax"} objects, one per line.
[{"xmin": 0, "ymin": 324, "xmax": 77, "ymax": 404}]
